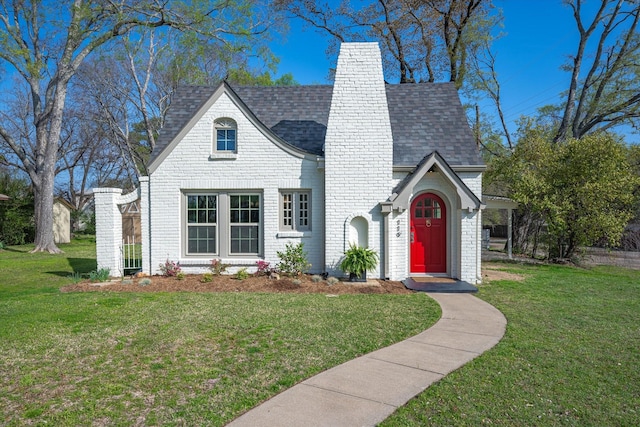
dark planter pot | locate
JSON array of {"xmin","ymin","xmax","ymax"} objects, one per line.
[{"xmin": 349, "ymin": 272, "xmax": 367, "ymax": 282}]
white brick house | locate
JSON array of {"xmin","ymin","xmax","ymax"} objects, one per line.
[{"xmin": 95, "ymin": 42, "xmax": 485, "ymax": 284}]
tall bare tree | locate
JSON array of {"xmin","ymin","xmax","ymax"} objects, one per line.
[
  {"xmin": 555, "ymin": 0, "xmax": 640, "ymax": 142},
  {"xmin": 0, "ymin": 0, "xmax": 273, "ymax": 253},
  {"xmin": 56, "ymin": 99, "xmax": 136, "ymax": 220},
  {"xmin": 276, "ymin": 0, "xmax": 498, "ymax": 87}
]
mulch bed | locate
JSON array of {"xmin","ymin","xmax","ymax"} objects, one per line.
[{"xmin": 61, "ymin": 274, "xmax": 414, "ymax": 295}]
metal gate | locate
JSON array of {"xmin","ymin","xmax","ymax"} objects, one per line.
[{"xmin": 122, "ymin": 236, "xmax": 142, "ymax": 275}]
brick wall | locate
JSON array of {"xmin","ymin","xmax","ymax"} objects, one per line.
[{"xmin": 147, "ymin": 92, "xmax": 325, "ymax": 275}]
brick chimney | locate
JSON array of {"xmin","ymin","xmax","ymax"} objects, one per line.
[{"xmin": 324, "ymin": 42, "xmax": 394, "ymax": 277}]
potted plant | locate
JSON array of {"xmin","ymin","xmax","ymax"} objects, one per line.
[{"xmin": 340, "ymin": 243, "xmax": 379, "ymax": 282}]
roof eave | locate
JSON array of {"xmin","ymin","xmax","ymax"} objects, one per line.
[
  {"xmin": 148, "ymin": 83, "xmax": 228, "ymax": 174},
  {"xmin": 225, "ymin": 83, "xmax": 318, "ymax": 160},
  {"xmin": 390, "ymin": 151, "xmax": 483, "ymax": 212},
  {"xmin": 393, "ymin": 163, "xmax": 486, "ymax": 173}
]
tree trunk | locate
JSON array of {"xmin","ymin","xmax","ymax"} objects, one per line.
[
  {"xmin": 30, "ymin": 82, "xmax": 70, "ymax": 253},
  {"xmin": 512, "ymin": 209, "xmax": 533, "ymax": 254},
  {"xmin": 31, "ymin": 170, "xmax": 61, "ymax": 253}
]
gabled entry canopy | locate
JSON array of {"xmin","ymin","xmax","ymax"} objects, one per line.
[{"xmin": 388, "ymin": 151, "xmax": 484, "ymax": 212}]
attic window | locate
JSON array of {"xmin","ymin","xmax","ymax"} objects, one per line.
[{"xmin": 214, "ymin": 118, "xmax": 237, "ymax": 152}]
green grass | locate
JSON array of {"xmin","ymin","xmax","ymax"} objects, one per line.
[
  {"xmin": 382, "ymin": 262, "xmax": 640, "ymax": 426},
  {"xmin": 3, "ymin": 240, "xmax": 639, "ymax": 426},
  {"xmin": 0, "ymin": 238, "xmax": 440, "ymax": 426}
]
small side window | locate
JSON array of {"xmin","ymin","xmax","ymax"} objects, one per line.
[{"xmin": 280, "ymin": 190, "xmax": 311, "ymax": 231}]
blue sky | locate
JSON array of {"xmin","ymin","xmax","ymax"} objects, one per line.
[{"xmin": 270, "ymin": 1, "xmax": 638, "ymax": 144}]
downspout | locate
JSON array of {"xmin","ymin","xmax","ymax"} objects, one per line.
[
  {"xmin": 139, "ymin": 176, "xmax": 152, "ymax": 275},
  {"xmin": 147, "ymin": 178, "xmax": 152, "ymax": 275}
]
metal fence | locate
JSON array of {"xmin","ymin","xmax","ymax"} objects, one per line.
[{"xmin": 122, "ymin": 236, "xmax": 142, "ymax": 275}]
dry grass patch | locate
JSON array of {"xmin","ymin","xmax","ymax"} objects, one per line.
[{"xmin": 482, "ymin": 262, "xmax": 527, "ymax": 282}]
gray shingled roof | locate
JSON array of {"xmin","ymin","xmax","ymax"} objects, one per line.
[
  {"xmin": 386, "ymin": 83, "xmax": 483, "ymax": 166},
  {"xmin": 151, "ymin": 82, "xmax": 483, "ymax": 167}
]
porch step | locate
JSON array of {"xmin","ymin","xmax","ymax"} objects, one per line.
[{"xmin": 403, "ymin": 277, "xmax": 478, "ymax": 293}]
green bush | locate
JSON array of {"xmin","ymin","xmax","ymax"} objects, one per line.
[
  {"xmin": 276, "ymin": 242, "xmax": 311, "ymax": 276},
  {"xmin": 235, "ymin": 268, "xmax": 249, "ymax": 280},
  {"xmin": 89, "ymin": 268, "xmax": 110, "ymax": 282},
  {"xmin": 72, "ymin": 210, "xmax": 95, "ymax": 234},
  {"xmin": 0, "ymin": 172, "xmax": 35, "ymax": 245},
  {"xmin": 67, "ymin": 272, "xmax": 84, "ymax": 284}
]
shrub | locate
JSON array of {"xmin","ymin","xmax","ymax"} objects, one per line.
[
  {"xmin": 291, "ymin": 278, "xmax": 302, "ymax": 286},
  {"xmin": 311, "ymin": 274, "xmax": 322, "ymax": 283},
  {"xmin": 139, "ymin": 278, "xmax": 152, "ymax": 286},
  {"xmin": 176, "ymin": 271, "xmax": 185, "ymax": 281},
  {"xmin": 159, "ymin": 259, "xmax": 181, "ymax": 277},
  {"xmin": 121, "ymin": 279, "xmax": 133, "ymax": 285},
  {"xmin": 235, "ymin": 268, "xmax": 249, "ymax": 280},
  {"xmin": 276, "ymin": 242, "xmax": 311, "ymax": 276},
  {"xmin": 89, "ymin": 268, "xmax": 110, "ymax": 282},
  {"xmin": 327, "ymin": 276, "xmax": 339, "ymax": 286},
  {"xmin": 255, "ymin": 260, "xmax": 271, "ymax": 276},
  {"xmin": 67, "ymin": 272, "xmax": 83, "ymax": 284},
  {"xmin": 0, "ymin": 172, "xmax": 35, "ymax": 245},
  {"xmin": 210, "ymin": 259, "xmax": 229, "ymax": 275},
  {"xmin": 201, "ymin": 272, "xmax": 213, "ymax": 283}
]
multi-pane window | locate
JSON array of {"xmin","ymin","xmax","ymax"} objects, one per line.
[
  {"xmin": 280, "ymin": 191, "xmax": 311, "ymax": 231},
  {"xmin": 230, "ymin": 194, "xmax": 260, "ymax": 254},
  {"xmin": 185, "ymin": 192, "xmax": 261, "ymax": 257},
  {"xmin": 187, "ymin": 195, "xmax": 217, "ymax": 254},
  {"xmin": 414, "ymin": 197, "xmax": 441, "ymax": 219},
  {"xmin": 298, "ymin": 193, "xmax": 309, "ymax": 229},
  {"xmin": 282, "ymin": 193, "xmax": 293, "ymax": 227},
  {"xmin": 214, "ymin": 118, "xmax": 237, "ymax": 152}
]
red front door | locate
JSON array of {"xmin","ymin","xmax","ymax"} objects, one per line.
[{"xmin": 410, "ymin": 193, "xmax": 446, "ymax": 273}]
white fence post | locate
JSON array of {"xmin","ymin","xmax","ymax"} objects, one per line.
[{"xmin": 94, "ymin": 188, "xmax": 124, "ymax": 276}]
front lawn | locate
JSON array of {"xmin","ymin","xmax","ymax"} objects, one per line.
[
  {"xmin": 0, "ymin": 238, "xmax": 440, "ymax": 425},
  {"xmin": 382, "ymin": 262, "xmax": 640, "ymax": 426},
  {"xmin": 2, "ymin": 239, "xmax": 638, "ymax": 426}
]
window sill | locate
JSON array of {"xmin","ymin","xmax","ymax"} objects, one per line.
[
  {"xmin": 179, "ymin": 257, "xmax": 260, "ymax": 266},
  {"xmin": 276, "ymin": 231, "xmax": 313, "ymax": 238},
  {"xmin": 209, "ymin": 152, "xmax": 237, "ymax": 160}
]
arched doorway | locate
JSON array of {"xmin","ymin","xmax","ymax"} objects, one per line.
[{"xmin": 410, "ymin": 193, "xmax": 447, "ymax": 273}]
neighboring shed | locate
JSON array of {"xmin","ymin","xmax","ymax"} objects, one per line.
[{"xmin": 53, "ymin": 198, "xmax": 74, "ymax": 244}]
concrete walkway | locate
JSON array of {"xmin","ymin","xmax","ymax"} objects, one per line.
[{"xmin": 228, "ymin": 293, "xmax": 507, "ymax": 427}]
